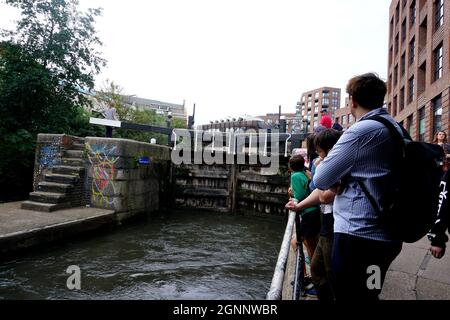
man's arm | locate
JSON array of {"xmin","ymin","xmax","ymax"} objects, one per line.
[{"xmin": 313, "ymin": 129, "xmax": 359, "ymax": 190}]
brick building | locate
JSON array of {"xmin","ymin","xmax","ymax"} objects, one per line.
[
  {"xmin": 387, "ymin": 0, "xmax": 449, "ymax": 142},
  {"xmin": 296, "ymin": 87, "xmax": 341, "ymax": 133}
]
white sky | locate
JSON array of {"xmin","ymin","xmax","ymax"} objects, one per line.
[{"xmin": 0, "ymin": 0, "xmax": 392, "ymax": 125}]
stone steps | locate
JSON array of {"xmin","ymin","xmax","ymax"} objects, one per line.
[
  {"xmin": 71, "ymin": 143, "xmax": 85, "ymax": 151},
  {"xmin": 45, "ymin": 173, "xmax": 79, "ymax": 184},
  {"xmin": 29, "ymin": 191, "xmax": 68, "ymax": 204},
  {"xmin": 22, "ymin": 136, "xmax": 87, "ymax": 213},
  {"xmin": 21, "ymin": 201, "xmax": 72, "ymax": 212},
  {"xmin": 64, "ymin": 150, "xmax": 83, "ymax": 158},
  {"xmin": 71, "ymin": 136, "xmax": 86, "ymax": 144},
  {"xmin": 37, "ymin": 181, "xmax": 73, "ymax": 194},
  {"xmin": 61, "ymin": 158, "xmax": 84, "ymax": 166},
  {"xmin": 52, "ymin": 165, "xmax": 85, "ymax": 176}
]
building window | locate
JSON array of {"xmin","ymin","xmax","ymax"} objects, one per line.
[
  {"xmin": 400, "ymin": 87, "xmax": 405, "ymax": 111},
  {"xmin": 435, "ymin": 0, "xmax": 444, "ymax": 30},
  {"xmin": 409, "ymin": 37, "xmax": 415, "ymax": 65},
  {"xmin": 332, "ymin": 91, "xmax": 339, "ymax": 98},
  {"xmin": 419, "ymin": 107, "xmax": 425, "ymax": 142},
  {"xmin": 401, "ymin": 53, "xmax": 406, "ymax": 75},
  {"xmin": 394, "ymin": 65, "xmax": 398, "ymax": 85},
  {"xmin": 408, "ymin": 114, "xmax": 414, "ymax": 137},
  {"xmin": 408, "ymin": 76, "xmax": 415, "ymax": 103},
  {"xmin": 341, "ymin": 115, "xmax": 347, "ymax": 125},
  {"xmin": 433, "ymin": 43, "xmax": 443, "ymax": 81},
  {"xmin": 393, "ymin": 95, "xmax": 398, "ymax": 116},
  {"xmin": 302, "ymin": 96, "xmax": 305, "ymax": 102},
  {"xmin": 322, "ymin": 98, "xmax": 330, "ymax": 106},
  {"xmin": 410, "ymin": 0, "xmax": 416, "ymax": 26},
  {"xmin": 349, "ymin": 114, "xmax": 354, "ymax": 124},
  {"xmin": 332, "ymin": 99, "xmax": 339, "ymax": 108},
  {"xmin": 433, "ymin": 95, "xmax": 443, "ymax": 134},
  {"xmin": 314, "ymin": 92, "xmax": 319, "ymax": 99}
]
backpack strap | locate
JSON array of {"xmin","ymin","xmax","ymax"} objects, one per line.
[
  {"xmin": 357, "ymin": 180, "xmax": 382, "ymax": 215},
  {"xmin": 365, "ymin": 115, "xmax": 411, "ymax": 145},
  {"xmin": 357, "ymin": 115, "xmax": 410, "ymax": 215}
]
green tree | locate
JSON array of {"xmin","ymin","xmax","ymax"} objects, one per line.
[{"xmin": 0, "ymin": 0, "xmax": 106, "ymax": 201}]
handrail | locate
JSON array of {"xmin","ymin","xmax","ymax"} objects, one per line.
[{"xmin": 266, "ymin": 201, "xmax": 297, "ymax": 300}]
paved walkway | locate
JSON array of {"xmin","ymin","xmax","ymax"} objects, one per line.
[
  {"xmin": 0, "ymin": 201, "xmax": 115, "ymax": 255},
  {"xmin": 381, "ymin": 236, "xmax": 450, "ymax": 300}
]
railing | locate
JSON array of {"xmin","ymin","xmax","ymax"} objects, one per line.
[{"xmin": 266, "ymin": 201, "xmax": 297, "ymax": 300}]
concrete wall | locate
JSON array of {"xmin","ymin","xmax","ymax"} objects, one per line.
[{"xmin": 84, "ymin": 138, "xmax": 171, "ymax": 221}]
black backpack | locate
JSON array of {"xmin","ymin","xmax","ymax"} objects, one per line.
[{"xmin": 359, "ymin": 115, "xmax": 444, "ymax": 243}]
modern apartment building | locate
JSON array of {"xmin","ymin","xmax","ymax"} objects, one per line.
[
  {"xmin": 296, "ymin": 87, "xmax": 341, "ymax": 133},
  {"xmin": 387, "ymin": 0, "xmax": 449, "ymax": 142}
]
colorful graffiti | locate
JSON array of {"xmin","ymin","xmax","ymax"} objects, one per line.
[
  {"xmin": 86, "ymin": 143, "xmax": 119, "ymax": 206},
  {"xmin": 37, "ymin": 138, "xmax": 62, "ymax": 176}
]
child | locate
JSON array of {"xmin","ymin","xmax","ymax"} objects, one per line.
[{"xmin": 288, "ymin": 154, "xmax": 321, "ymax": 295}]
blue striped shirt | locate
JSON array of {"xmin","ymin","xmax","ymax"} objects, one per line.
[{"xmin": 313, "ymin": 108, "xmax": 404, "ymax": 242}]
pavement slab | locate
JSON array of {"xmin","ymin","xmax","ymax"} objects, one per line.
[
  {"xmin": 382, "ymin": 235, "xmax": 450, "ymax": 300},
  {"xmin": 0, "ymin": 202, "xmax": 115, "ymax": 255}
]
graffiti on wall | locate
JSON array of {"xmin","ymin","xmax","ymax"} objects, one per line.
[
  {"xmin": 37, "ymin": 138, "xmax": 62, "ymax": 176},
  {"xmin": 86, "ymin": 143, "xmax": 119, "ymax": 206}
]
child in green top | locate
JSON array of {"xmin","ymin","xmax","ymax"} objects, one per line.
[{"xmin": 289, "ymin": 155, "xmax": 321, "ymax": 268}]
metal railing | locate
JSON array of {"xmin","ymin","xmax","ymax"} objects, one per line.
[{"xmin": 266, "ymin": 201, "xmax": 297, "ymax": 300}]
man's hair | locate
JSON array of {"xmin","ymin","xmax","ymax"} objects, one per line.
[
  {"xmin": 346, "ymin": 73, "xmax": 387, "ymax": 110},
  {"xmin": 314, "ymin": 129, "xmax": 342, "ymax": 154},
  {"xmin": 289, "ymin": 155, "xmax": 305, "ymax": 172}
]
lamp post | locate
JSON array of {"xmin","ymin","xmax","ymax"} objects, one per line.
[
  {"xmin": 302, "ymin": 117, "xmax": 309, "ymax": 134},
  {"xmin": 167, "ymin": 112, "xmax": 173, "ymax": 147}
]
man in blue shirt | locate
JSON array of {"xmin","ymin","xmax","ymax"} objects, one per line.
[{"xmin": 313, "ymin": 73, "xmax": 403, "ymax": 300}]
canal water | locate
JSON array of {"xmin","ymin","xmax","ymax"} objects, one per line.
[{"xmin": 0, "ymin": 211, "xmax": 285, "ymax": 300}]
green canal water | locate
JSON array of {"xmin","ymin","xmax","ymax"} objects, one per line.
[{"xmin": 0, "ymin": 211, "xmax": 285, "ymax": 300}]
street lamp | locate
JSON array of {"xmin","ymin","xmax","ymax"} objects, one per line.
[
  {"xmin": 302, "ymin": 117, "xmax": 309, "ymax": 134},
  {"xmin": 167, "ymin": 112, "xmax": 173, "ymax": 147}
]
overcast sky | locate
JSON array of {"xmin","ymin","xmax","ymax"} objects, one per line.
[{"xmin": 0, "ymin": 0, "xmax": 392, "ymax": 125}]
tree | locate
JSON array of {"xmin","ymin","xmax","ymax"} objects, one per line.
[{"xmin": 0, "ymin": 0, "xmax": 106, "ymax": 201}]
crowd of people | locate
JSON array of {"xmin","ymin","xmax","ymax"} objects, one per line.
[{"xmin": 285, "ymin": 73, "xmax": 449, "ymax": 301}]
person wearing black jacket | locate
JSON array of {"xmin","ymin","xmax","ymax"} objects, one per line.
[{"xmin": 428, "ymin": 169, "xmax": 449, "ymax": 259}]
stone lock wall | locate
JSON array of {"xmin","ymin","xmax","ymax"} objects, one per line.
[{"xmin": 84, "ymin": 138, "xmax": 172, "ymax": 221}]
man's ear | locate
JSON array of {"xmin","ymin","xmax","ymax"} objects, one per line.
[{"xmin": 350, "ymin": 97, "xmax": 357, "ymax": 109}]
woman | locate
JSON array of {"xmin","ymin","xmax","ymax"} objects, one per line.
[{"xmin": 433, "ymin": 131, "xmax": 447, "ymax": 147}]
